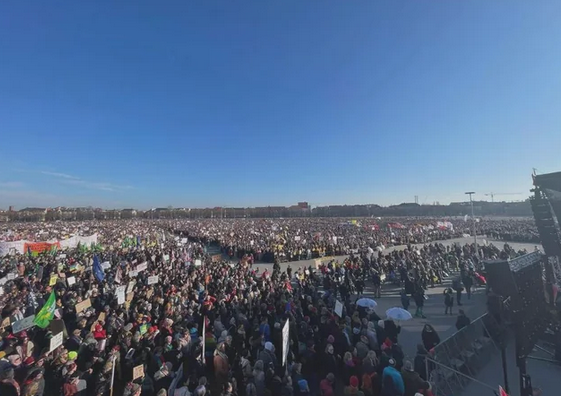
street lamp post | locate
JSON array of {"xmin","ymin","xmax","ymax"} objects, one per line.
[{"xmin": 465, "ymin": 192, "xmax": 478, "ymax": 255}]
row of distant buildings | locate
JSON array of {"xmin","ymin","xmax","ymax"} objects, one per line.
[
  {"xmin": 0, "ymin": 202, "xmax": 313, "ymax": 222},
  {"xmin": 0, "ymin": 200, "xmax": 532, "ymax": 222}
]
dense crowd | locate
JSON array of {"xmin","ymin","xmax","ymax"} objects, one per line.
[{"xmin": 0, "ymin": 219, "xmax": 536, "ymax": 396}]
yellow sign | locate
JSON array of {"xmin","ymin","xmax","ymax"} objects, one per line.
[{"xmin": 49, "ymin": 275, "xmax": 58, "ymax": 286}]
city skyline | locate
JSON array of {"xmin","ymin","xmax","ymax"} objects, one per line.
[{"xmin": 1, "ymin": 1, "xmax": 560, "ymax": 209}]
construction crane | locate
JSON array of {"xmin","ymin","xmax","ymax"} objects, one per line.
[{"xmin": 484, "ymin": 192, "xmax": 522, "ymax": 203}]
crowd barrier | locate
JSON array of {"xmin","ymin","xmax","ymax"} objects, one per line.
[
  {"xmin": 0, "ymin": 234, "xmax": 98, "ymax": 256},
  {"xmin": 428, "ymin": 313, "xmax": 501, "ymax": 396}
]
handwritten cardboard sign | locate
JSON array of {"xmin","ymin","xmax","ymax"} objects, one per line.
[
  {"xmin": 147, "ymin": 275, "xmax": 159, "ymax": 285},
  {"xmin": 75, "ymin": 298, "xmax": 91, "ymax": 313},
  {"xmin": 133, "ymin": 364, "xmax": 144, "ymax": 380}
]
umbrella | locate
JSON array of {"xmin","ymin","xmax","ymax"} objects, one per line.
[
  {"xmin": 356, "ymin": 298, "xmax": 377, "ymax": 309},
  {"xmin": 386, "ymin": 307, "xmax": 413, "ymax": 321}
]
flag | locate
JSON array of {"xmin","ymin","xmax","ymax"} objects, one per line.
[
  {"xmin": 93, "ymin": 255, "xmax": 105, "ymax": 283},
  {"xmin": 33, "ymin": 291, "xmax": 56, "ymax": 328},
  {"xmin": 50, "ymin": 244, "xmax": 57, "ymax": 256},
  {"xmin": 499, "ymin": 386, "xmax": 508, "ymax": 396}
]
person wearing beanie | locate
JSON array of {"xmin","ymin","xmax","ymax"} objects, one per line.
[
  {"xmin": 344, "ymin": 375, "xmax": 365, "ymax": 396},
  {"xmin": 401, "ymin": 360, "xmax": 430, "ymax": 396},
  {"xmin": 258, "ymin": 341, "xmax": 278, "ymax": 375}
]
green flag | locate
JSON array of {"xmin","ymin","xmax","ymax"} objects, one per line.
[{"xmin": 33, "ymin": 291, "xmax": 56, "ymax": 328}]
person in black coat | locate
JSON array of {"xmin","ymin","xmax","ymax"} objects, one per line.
[
  {"xmin": 455, "ymin": 310, "xmax": 471, "ymax": 330},
  {"xmin": 413, "ymin": 344, "xmax": 429, "ymax": 380},
  {"xmin": 421, "ymin": 324, "xmax": 440, "ymax": 352},
  {"xmin": 383, "ymin": 319, "xmax": 401, "ymax": 344}
]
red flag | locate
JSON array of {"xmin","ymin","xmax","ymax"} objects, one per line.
[{"xmin": 499, "ymin": 386, "xmax": 508, "ymax": 396}]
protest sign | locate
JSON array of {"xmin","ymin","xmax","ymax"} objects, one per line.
[
  {"xmin": 91, "ymin": 312, "xmax": 106, "ymax": 331},
  {"xmin": 334, "ymin": 300, "xmax": 343, "ymax": 317},
  {"xmin": 127, "ymin": 281, "xmax": 136, "ymax": 294},
  {"xmin": 49, "ymin": 275, "xmax": 58, "ymax": 286},
  {"xmin": 147, "ymin": 275, "xmax": 159, "ymax": 285},
  {"xmin": 67, "ymin": 276, "xmax": 76, "ymax": 286},
  {"xmin": 133, "ymin": 365, "xmax": 144, "ymax": 380},
  {"xmin": 282, "ymin": 319, "xmax": 290, "ymax": 367},
  {"xmin": 1, "ymin": 316, "xmax": 11, "ymax": 329},
  {"xmin": 49, "ymin": 331, "xmax": 64, "ymax": 352},
  {"xmin": 12, "ymin": 315, "xmax": 36, "ymax": 334},
  {"xmin": 75, "ymin": 298, "xmax": 91, "ymax": 313},
  {"xmin": 211, "ymin": 254, "xmax": 222, "ymax": 262},
  {"xmin": 101, "ymin": 261, "xmax": 111, "ymax": 270},
  {"xmin": 116, "ymin": 286, "xmax": 126, "ymax": 305},
  {"xmin": 137, "ymin": 262, "xmax": 148, "ymax": 272},
  {"xmin": 194, "ymin": 259, "xmax": 202, "ymax": 267}
]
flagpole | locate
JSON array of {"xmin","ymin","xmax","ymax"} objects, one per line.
[{"xmin": 110, "ymin": 354, "xmax": 116, "ymax": 396}]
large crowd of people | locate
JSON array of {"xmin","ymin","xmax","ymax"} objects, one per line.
[{"xmin": 0, "ymin": 218, "xmax": 536, "ymax": 396}]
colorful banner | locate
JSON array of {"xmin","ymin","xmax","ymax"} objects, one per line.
[{"xmin": 24, "ymin": 242, "xmax": 61, "ymax": 256}]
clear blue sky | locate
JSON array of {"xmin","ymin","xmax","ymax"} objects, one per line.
[{"xmin": 1, "ymin": 1, "xmax": 560, "ymax": 209}]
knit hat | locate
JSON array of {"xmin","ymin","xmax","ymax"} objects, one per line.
[{"xmin": 350, "ymin": 376, "xmax": 359, "ymax": 388}]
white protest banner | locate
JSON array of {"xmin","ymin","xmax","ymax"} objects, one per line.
[
  {"xmin": 194, "ymin": 259, "xmax": 202, "ymax": 267},
  {"xmin": 181, "ymin": 238, "xmax": 188, "ymax": 244},
  {"xmin": 7, "ymin": 273, "xmax": 17, "ymax": 281},
  {"xmin": 0, "ymin": 277, "xmax": 7, "ymax": 286},
  {"xmin": 282, "ymin": 319, "xmax": 290, "ymax": 367},
  {"xmin": 334, "ymin": 300, "xmax": 343, "ymax": 317},
  {"xmin": 101, "ymin": 261, "xmax": 111, "ymax": 270},
  {"xmin": 163, "ymin": 255, "xmax": 170, "ymax": 262},
  {"xmin": 67, "ymin": 276, "xmax": 76, "ymax": 286},
  {"xmin": 131, "ymin": 259, "xmax": 137, "ymax": 265},
  {"xmin": 50, "ymin": 331, "xmax": 64, "ymax": 352},
  {"xmin": 147, "ymin": 275, "xmax": 159, "ymax": 285},
  {"xmin": 12, "ymin": 315, "xmax": 35, "ymax": 334},
  {"xmin": 137, "ymin": 262, "xmax": 148, "ymax": 272},
  {"xmin": 127, "ymin": 281, "xmax": 136, "ymax": 294},
  {"xmin": 130, "ymin": 270, "xmax": 138, "ymax": 278},
  {"xmin": 116, "ymin": 286, "xmax": 126, "ymax": 305}
]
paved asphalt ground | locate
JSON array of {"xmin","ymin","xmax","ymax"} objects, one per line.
[{"xmin": 247, "ymin": 237, "xmax": 550, "ymax": 396}]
